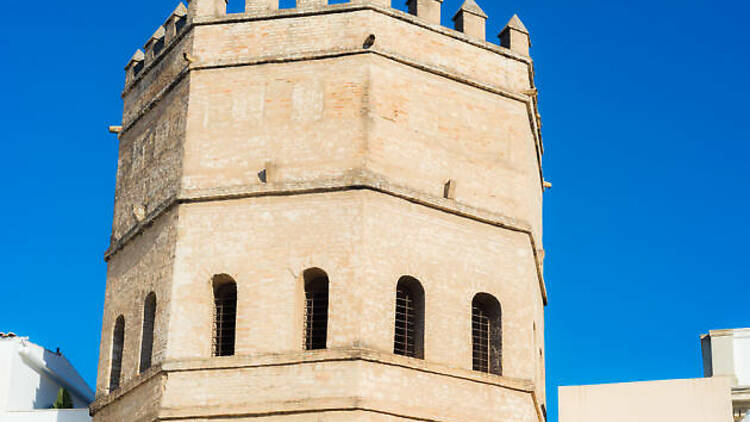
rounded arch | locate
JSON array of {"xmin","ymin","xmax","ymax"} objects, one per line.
[
  {"xmin": 212, "ymin": 274, "xmax": 237, "ymax": 357},
  {"xmin": 212, "ymin": 273, "xmax": 236, "ymax": 289},
  {"xmin": 394, "ymin": 276, "xmax": 425, "ymax": 359},
  {"xmin": 139, "ymin": 292, "xmax": 157, "ymax": 373},
  {"xmin": 109, "ymin": 315, "xmax": 125, "ymax": 392},
  {"xmin": 303, "ymin": 268, "xmax": 329, "ymax": 350},
  {"xmin": 471, "ymin": 293, "xmax": 502, "ymax": 375},
  {"xmin": 303, "ymin": 268, "xmax": 329, "ymax": 292}
]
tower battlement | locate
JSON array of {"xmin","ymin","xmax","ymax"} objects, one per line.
[
  {"xmin": 123, "ymin": 1, "xmax": 535, "ymax": 110},
  {"xmin": 128, "ymin": 0, "xmax": 528, "ymax": 79}
]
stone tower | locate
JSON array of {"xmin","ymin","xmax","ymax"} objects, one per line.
[{"xmin": 91, "ymin": 0, "xmax": 547, "ymax": 420}]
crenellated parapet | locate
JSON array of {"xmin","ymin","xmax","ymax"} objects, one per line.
[
  {"xmin": 499, "ymin": 14, "xmax": 531, "ymax": 56},
  {"xmin": 123, "ymin": 0, "xmax": 532, "ymax": 89},
  {"xmin": 124, "ymin": 3, "xmax": 187, "ymax": 85},
  {"xmin": 452, "ymin": 0, "xmax": 487, "ymax": 41},
  {"xmin": 183, "ymin": 0, "xmax": 528, "ymax": 44}
]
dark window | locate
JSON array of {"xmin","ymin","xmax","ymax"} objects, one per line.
[
  {"xmin": 472, "ymin": 293, "xmax": 502, "ymax": 375},
  {"xmin": 109, "ymin": 315, "xmax": 125, "ymax": 392},
  {"xmin": 175, "ymin": 16, "xmax": 187, "ymax": 33},
  {"xmin": 139, "ymin": 293, "xmax": 156, "ymax": 373},
  {"xmin": 407, "ymin": 0, "xmax": 417, "ymax": 15},
  {"xmin": 394, "ymin": 276, "xmax": 425, "ymax": 359},
  {"xmin": 152, "ymin": 39, "xmax": 165, "ymax": 56},
  {"xmin": 304, "ymin": 268, "xmax": 329, "ymax": 350},
  {"xmin": 133, "ymin": 61, "xmax": 144, "ymax": 77},
  {"xmin": 213, "ymin": 276, "xmax": 237, "ymax": 357}
]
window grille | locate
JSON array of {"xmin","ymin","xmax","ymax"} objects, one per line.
[
  {"xmin": 139, "ymin": 293, "xmax": 156, "ymax": 373},
  {"xmin": 735, "ymin": 408, "xmax": 748, "ymax": 422},
  {"xmin": 393, "ymin": 276, "xmax": 425, "ymax": 358},
  {"xmin": 472, "ymin": 305, "xmax": 490, "ymax": 372},
  {"xmin": 304, "ymin": 269, "xmax": 329, "ymax": 350},
  {"xmin": 109, "ymin": 315, "xmax": 125, "ymax": 392},
  {"xmin": 472, "ymin": 293, "xmax": 502, "ymax": 375},
  {"xmin": 213, "ymin": 282, "xmax": 237, "ymax": 357}
]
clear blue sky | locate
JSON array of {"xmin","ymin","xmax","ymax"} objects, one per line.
[{"xmin": 1, "ymin": 1, "xmax": 747, "ymax": 420}]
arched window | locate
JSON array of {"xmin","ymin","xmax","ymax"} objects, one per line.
[
  {"xmin": 472, "ymin": 293, "xmax": 502, "ymax": 375},
  {"xmin": 139, "ymin": 292, "xmax": 156, "ymax": 373},
  {"xmin": 393, "ymin": 276, "xmax": 425, "ymax": 359},
  {"xmin": 304, "ymin": 268, "xmax": 329, "ymax": 350},
  {"xmin": 213, "ymin": 275, "xmax": 237, "ymax": 357},
  {"xmin": 109, "ymin": 315, "xmax": 125, "ymax": 392}
]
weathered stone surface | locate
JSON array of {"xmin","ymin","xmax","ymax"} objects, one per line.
[{"xmin": 95, "ymin": 2, "xmax": 545, "ymax": 421}]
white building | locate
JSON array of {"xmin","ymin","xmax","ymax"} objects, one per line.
[
  {"xmin": 560, "ymin": 327, "xmax": 750, "ymax": 422},
  {"xmin": 703, "ymin": 328, "xmax": 750, "ymax": 421},
  {"xmin": 0, "ymin": 333, "xmax": 93, "ymax": 422}
]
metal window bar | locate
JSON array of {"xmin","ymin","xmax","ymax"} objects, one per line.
[
  {"xmin": 305, "ymin": 288, "xmax": 328, "ymax": 350},
  {"xmin": 735, "ymin": 408, "xmax": 748, "ymax": 422},
  {"xmin": 472, "ymin": 305, "xmax": 490, "ymax": 373},
  {"xmin": 394, "ymin": 287, "xmax": 417, "ymax": 357},
  {"xmin": 213, "ymin": 286, "xmax": 236, "ymax": 357}
]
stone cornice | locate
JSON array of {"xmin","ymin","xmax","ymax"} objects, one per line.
[
  {"xmin": 104, "ymin": 170, "xmax": 548, "ymax": 305},
  {"xmin": 91, "ymin": 347, "xmax": 545, "ymax": 421}
]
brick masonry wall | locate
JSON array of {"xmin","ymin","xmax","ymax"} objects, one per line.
[
  {"xmin": 181, "ymin": 55, "xmax": 368, "ymax": 194},
  {"xmin": 166, "ymin": 192, "xmax": 541, "ymax": 374},
  {"xmin": 112, "ymin": 81, "xmax": 187, "ymax": 240},
  {"xmin": 95, "ymin": 4, "xmax": 545, "ymax": 421},
  {"xmin": 96, "ymin": 209, "xmax": 178, "ymax": 394}
]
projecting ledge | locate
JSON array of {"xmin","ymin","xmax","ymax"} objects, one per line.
[
  {"xmin": 162, "ymin": 347, "xmax": 535, "ymax": 392},
  {"xmin": 155, "ymin": 348, "xmax": 538, "ymax": 421}
]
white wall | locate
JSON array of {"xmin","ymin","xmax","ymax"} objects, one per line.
[
  {"xmin": 4, "ymin": 409, "xmax": 91, "ymax": 422},
  {"xmin": 703, "ymin": 328, "xmax": 750, "ymax": 388},
  {"xmin": 559, "ymin": 378, "xmax": 733, "ymax": 422},
  {"xmin": 733, "ymin": 330, "xmax": 750, "ymax": 387},
  {"xmin": 0, "ymin": 340, "xmax": 15, "ymax": 411},
  {"xmin": 0, "ymin": 337, "xmax": 92, "ymax": 421}
]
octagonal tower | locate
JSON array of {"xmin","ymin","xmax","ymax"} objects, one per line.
[{"xmin": 92, "ymin": 0, "xmax": 548, "ymax": 420}]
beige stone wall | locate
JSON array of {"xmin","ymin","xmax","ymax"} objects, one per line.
[
  {"xmin": 158, "ymin": 350, "xmax": 537, "ymax": 421},
  {"xmin": 184, "ymin": 8, "xmax": 540, "ymax": 239},
  {"xmin": 92, "ymin": 373, "xmax": 165, "ymax": 422},
  {"xmin": 95, "ymin": 3, "xmax": 545, "ymax": 421},
  {"xmin": 181, "ymin": 56, "xmax": 368, "ymax": 194},
  {"xmin": 96, "ymin": 209, "xmax": 178, "ymax": 394},
  {"xmin": 167, "ymin": 191, "xmax": 540, "ymax": 379},
  {"xmin": 111, "ymin": 81, "xmax": 187, "ymax": 240},
  {"xmin": 367, "ymin": 54, "xmax": 542, "ymax": 241},
  {"xmin": 559, "ymin": 378, "xmax": 734, "ymax": 422},
  {"xmin": 122, "ymin": 32, "xmax": 193, "ymax": 126},
  {"xmin": 191, "ymin": 9, "xmax": 531, "ymax": 94}
]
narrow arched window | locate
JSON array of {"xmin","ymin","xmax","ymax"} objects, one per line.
[
  {"xmin": 109, "ymin": 315, "xmax": 125, "ymax": 392},
  {"xmin": 304, "ymin": 268, "xmax": 329, "ymax": 350},
  {"xmin": 394, "ymin": 276, "xmax": 425, "ymax": 359},
  {"xmin": 472, "ymin": 293, "xmax": 502, "ymax": 375},
  {"xmin": 139, "ymin": 293, "xmax": 156, "ymax": 373},
  {"xmin": 213, "ymin": 276, "xmax": 237, "ymax": 357}
]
